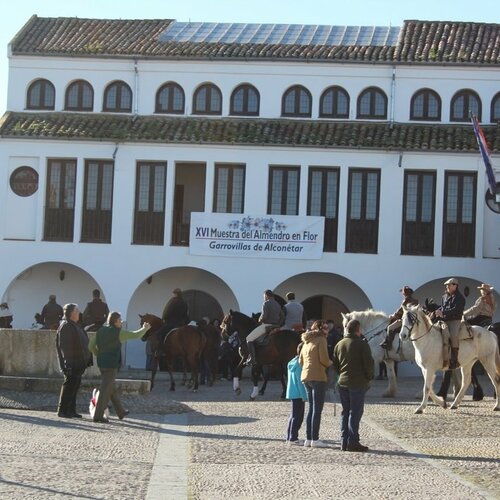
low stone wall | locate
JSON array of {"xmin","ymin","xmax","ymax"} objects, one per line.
[{"xmin": 0, "ymin": 328, "xmax": 100, "ymax": 378}]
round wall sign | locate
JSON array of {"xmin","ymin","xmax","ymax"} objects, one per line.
[
  {"xmin": 485, "ymin": 183, "xmax": 500, "ymax": 214},
  {"xmin": 9, "ymin": 166, "xmax": 39, "ymax": 197}
]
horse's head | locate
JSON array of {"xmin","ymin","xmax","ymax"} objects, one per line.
[
  {"xmin": 139, "ymin": 313, "xmax": 163, "ymax": 341},
  {"xmin": 399, "ymin": 304, "xmax": 422, "ymax": 341},
  {"xmin": 341, "ymin": 312, "xmax": 351, "ymax": 330},
  {"xmin": 221, "ymin": 310, "xmax": 256, "ymax": 341},
  {"xmin": 422, "ymin": 298, "xmax": 439, "ymax": 315}
]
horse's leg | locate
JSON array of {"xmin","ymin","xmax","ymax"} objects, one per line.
[
  {"xmin": 250, "ymin": 365, "xmax": 260, "ymax": 401},
  {"xmin": 279, "ymin": 365, "xmax": 287, "ymax": 400},
  {"xmin": 478, "ymin": 355, "xmax": 500, "ymax": 411},
  {"xmin": 191, "ymin": 352, "xmax": 200, "ymax": 392},
  {"xmin": 150, "ymin": 355, "xmax": 158, "ymax": 391},
  {"xmin": 416, "ymin": 368, "xmax": 438, "ymax": 413},
  {"xmin": 382, "ymin": 359, "xmax": 397, "ymax": 398},
  {"xmin": 450, "ymin": 365, "xmax": 472, "ymax": 410},
  {"xmin": 471, "ymin": 363, "xmax": 484, "ymax": 401},
  {"xmin": 259, "ymin": 366, "xmax": 268, "ymax": 396},
  {"xmin": 436, "ymin": 370, "xmax": 451, "ymax": 399}
]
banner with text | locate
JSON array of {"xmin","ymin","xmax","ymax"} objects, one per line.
[{"xmin": 189, "ymin": 213, "xmax": 324, "ymax": 259}]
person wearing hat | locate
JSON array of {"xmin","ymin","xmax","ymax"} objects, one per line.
[
  {"xmin": 432, "ymin": 278, "xmax": 466, "ymax": 370},
  {"xmin": 82, "ymin": 289, "xmax": 109, "ymax": 330},
  {"xmin": 0, "ymin": 301, "xmax": 13, "ymax": 328},
  {"xmin": 464, "ymin": 284, "xmax": 496, "ymax": 328},
  {"xmin": 156, "ymin": 288, "xmax": 189, "ymax": 345},
  {"xmin": 245, "ymin": 289, "xmax": 284, "ymax": 366},
  {"xmin": 283, "ymin": 291, "xmax": 305, "ymax": 332},
  {"xmin": 40, "ymin": 294, "xmax": 64, "ymax": 330},
  {"xmin": 380, "ymin": 286, "xmax": 418, "ymax": 350}
]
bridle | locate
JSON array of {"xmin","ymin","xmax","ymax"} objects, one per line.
[
  {"xmin": 401, "ymin": 310, "xmax": 435, "ymax": 342},
  {"xmin": 363, "ymin": 319, "xmax": 390, "ymax": 343}
]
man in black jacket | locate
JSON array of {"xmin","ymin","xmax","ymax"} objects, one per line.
[
  {"xmin": 82, "ymin": 289, "xmax": 109, "ymax": 330},
  {"xmin": 56, "ymin": 303, "xmax": 92, "ymax": 418},
  {"xmin": 432, "ymin": 278, "xmax": 466, "ymax": 370},
  {"xmin": 40, "ymin": 294, "xmax": 63, "ymax": 329}
]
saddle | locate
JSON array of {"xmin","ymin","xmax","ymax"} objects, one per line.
[{"xmin": 436, "ymin": 320, "xmax": 473, "ymax": 370}]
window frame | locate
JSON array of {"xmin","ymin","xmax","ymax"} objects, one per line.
[
  {"xmin": 267, "ymin": 165, "xmax": 301, "ymax": 215},
  {"xmin": 307, "ymin": 166, "xmax": 340, "ymax": 252},
  {"xmin": 450, "ymin": 89, "xmax": 482, "ymax": 122},
  {"xmin": 229, "ymin": 84, "xmax": 260, "ymax": 116},
  {"xmin": 65, "ymin": 80, "xmax": 94, "ymax": 111},
  {"xmin": 490, "ymin": 91, "xmax": 500, "ymax": 124},
  {"xmin": 155, "ymin": 82, "xmax": 185, "ymax": 114},
  {"xmin": 192, "ymin": 83, "xmax": 222, "ymax": 115},
  {"xmin": 281, "ymin": 85, "xmax": 312, "ymax": 118},
  {"xmin": 213, "ymin": 163, "xmax": 246, "ymax": 213},
  {"xmin": 102, "ymin": 80, "xmax": 132, "ymax": 113},
  {"xmin": 26, "ymin": 79, "xmax": 55, "ymax": 110},
  {"xmin": 409, "ymin": 88, "xmax": 442, "ymax": 121},
  {"xmin": 319, "ymin": 86, "xmax": 350, "ymax": 119},
  {"xmin": 356, "ymin": 87, "xmax": 388, "ymax": 119}
]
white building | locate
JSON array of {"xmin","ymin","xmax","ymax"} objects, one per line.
[{"xmin": 0, "ymin": 16, "xmax": 499, "ymax": 371}]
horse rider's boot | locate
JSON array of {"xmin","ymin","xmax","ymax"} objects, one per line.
[
  {"xmin": 448, "ymin": 347, "xmax": 460, "ymax": 370},
  {"xmin": 245, "ymin": 341, "xmax": 257, "ymax": 366},
  {"xmin": 380, "ymin": 330, "xmax": 395, "ymax": 350}
]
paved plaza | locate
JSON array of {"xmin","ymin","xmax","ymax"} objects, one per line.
[{"xmin": 0, "ymin": 374, "xmax": 498, "ymax": 499}]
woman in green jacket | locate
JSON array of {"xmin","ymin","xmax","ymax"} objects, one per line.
[{"xmin": 89, "ymin": 312, "xmax": 150, "ymax": 423}]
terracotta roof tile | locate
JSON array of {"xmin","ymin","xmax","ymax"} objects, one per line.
[{"xmin": 1, "ymin": 112, "xmax": 498, "ymax": 154}]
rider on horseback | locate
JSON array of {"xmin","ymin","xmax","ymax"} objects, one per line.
[
  {"xmin": 431, "ymin": 278, "xmax": 465, "ymax": 370},
  {"xmin": 156, "ymin": 287, "xmax": 189, "ymax": 346},
  {"xmin": 245, "ymin": 289, "xmax": 284, "ymax": 366},
  {"xmin": 464, "ymin": 283, "xmax": 496, "ymax": 327},
  {"xmin": 380, "ymin": 286, "xmax": 418, "ymax": 350}
]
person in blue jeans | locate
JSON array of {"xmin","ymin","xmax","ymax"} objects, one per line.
[
  {"xmin": 299, "ymin": 320, "xmax": 333, "ymax": 448},
  {"xmin": 285, "ymin": 342, "xmax": 307, "ymax": 445},
  {"xmin": 333, "ymin": 319, "xmax": 374, "ymax": 452}
]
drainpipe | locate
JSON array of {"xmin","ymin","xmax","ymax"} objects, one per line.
[
  {"xmin": 133, "ymin": 58, "xmax": 139, "ymax": 117},
  {"xmin": 390, "ymin": 66, "xmax": 396, "ymax": 128}
]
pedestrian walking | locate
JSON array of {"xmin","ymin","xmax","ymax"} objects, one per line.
[{"xmin": 285, "ymin": 342, "xmax": 307, "ymax": 445}]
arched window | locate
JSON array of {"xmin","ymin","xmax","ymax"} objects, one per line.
[
  {"xmin": 410, "ymin": 88, "xmax": 441, "ymax": 121},
  {"xmin": 230, "ymin": 84, "xmax": 260, "ymax": 116},
  {"xmin": 192, "ymin": 83, "xmax": 222, "ymax": 115},
  {"xmin": 490, "ymin": 92, "xmax": 500, "ymax": 123},
  {"xmin": 357, "ymin": 87, "xmax": 387, "ymax": 119},
  {"xmin": 26, "ymin": 79, "xmax": 55, "ymax": 110},
  {"xmin": 281, "ymin": 85, "xmax": 312, "ymax": 117},
  {"xmin": 450, "ymin": 89, "xmax": 481, "ymax": 122},
  {"xmin": 65, "ymin": 80, "xmax": 94, "ymax": 111},
  {"xmin": 319, "ymin": 86, "xmax": 349, "ymax": 118},
  {"xmin": 156, "ymin": 82, "xmax": 185, "ymax": 114},
  {"xmin": 103, "ymin": 81, "xmax": 132, "ymax": 112}
]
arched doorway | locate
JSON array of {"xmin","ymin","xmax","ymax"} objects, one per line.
[
  {"xmin": 162, "ymin": 290, "xmax": 223, "ymax": 323},
  {"xmin": 302, "ymin": 295, "xmax": 349, "ymax": 328}
]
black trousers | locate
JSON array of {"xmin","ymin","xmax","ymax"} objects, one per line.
[{"xmin": 57, "ymin": 372, "xmax": 83, "ymax": 414}]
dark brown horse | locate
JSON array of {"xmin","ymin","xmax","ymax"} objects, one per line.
[
  {"xmin": 140, "ymin": 313, "xmax": 206, "ymax": 392},
  {"xmin": 221, "ymin": 310, "xmax": 301, "ymax": 400}
]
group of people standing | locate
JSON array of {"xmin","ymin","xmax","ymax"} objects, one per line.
[{"xmin": 54, "ymin": 293, "xmax": 151, "ymax": 423}]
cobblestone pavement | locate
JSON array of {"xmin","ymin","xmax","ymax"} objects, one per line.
[{"xmin": 0, "ymin": 374, "xmax": 498, "ymax": 499}]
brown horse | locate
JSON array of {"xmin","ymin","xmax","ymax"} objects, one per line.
[
  {"xmin": 221, "ymin": 310, "xmax": 301, "ymax": 400},
  {"xmin": 140, "ymin": 313, "xmax": 206, "ymax": 392}
]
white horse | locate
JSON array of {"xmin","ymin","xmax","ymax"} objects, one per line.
[
  {"xmin": 400, "ymin": 304, "xmax": 500, "ymax": 413},
  {"xmin": 342, "ymin": 310, "xmax": 415, "ymax": 397}
]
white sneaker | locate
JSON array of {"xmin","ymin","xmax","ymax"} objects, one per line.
[
  {"xmin": 303, "ymin": 440, "xmax": 312, "ymax": 447},
  {"xmin": 311, "ymin": 440, "xmax": 328, "ymax": 448},
  {"xmin": 287, "ymin": 439, "xmax": 304, "ymax": 446}
]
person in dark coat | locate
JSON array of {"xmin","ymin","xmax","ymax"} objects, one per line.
[
  {"xmin": 40, "ymin": 294, "xmax": 64, "ymax": 329},
  {"xmin": 333, "ymin": 319, "xmax": 374, "ymax": 452},
  {"xmin": 55, "ymin": 303, "xmax": 92, "ymax": 418},
  {"xmin": 156, "ymin": 288, "xmax": 189, "ymax": 344},
  {"xmin": 82, "ymin": 289, "xmax": 109, "ymax": 329},
  {"xmin": 0, "ymin": 302, "xmax": 13, "ymax": 328}
]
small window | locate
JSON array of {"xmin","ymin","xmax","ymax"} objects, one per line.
[
  {"xmin": 230, "ymin": 84, "xmax": 260, "ymax": 116},
  {"xmin": 450, "ymin": 90, "xmax": 481, "ymax": 122},
  {"xmin": 357, "ymin": 87, "xmax": 387, "ymax": 119},
  {"xmin": 65, "ymin": 80, "xmax": 94, "ymax": 111},
  {"xmin": 213, "ymin": 164, "xmax": 246, "ymax": 213},
  {"xmin": 281, "ymin": 85, "xmax": 312, "ymax": 117},
  {"xmin": 156, "ymin": 82, "xmax": 185, "ymax": 114},
  {"xmin": 103, "ymin": 81, "xmax": 132, "ymax": 113},
  {"xmin": 26, "ymin": 79, "xmax": 55, "ymax": 110},
  {"xmin": 319, "ymin": 86, "xmax": 349, "ymax": 118},
  {"xmin": 268, "ymin": 166, "xmax": 300, "ymax": 215},
  {"xmin": 192, "ymin": 83, "xmax": 222, "ymax": 115},
  {"xmin": 491, "ymin": 92, "xmax": 500, "ymax": 124},
  {"xmin": 410, "ymin": 89, "xmax": 441, "ymax": 121}
]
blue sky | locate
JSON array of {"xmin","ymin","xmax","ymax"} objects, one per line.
[{"xmin": 1, "ymin": 0, "xmax": 498, "ymax": 113}]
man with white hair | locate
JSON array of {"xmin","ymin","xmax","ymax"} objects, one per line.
[{"xmin": 432, "ymin": 278, "xmax": 466, "ymax": 370}]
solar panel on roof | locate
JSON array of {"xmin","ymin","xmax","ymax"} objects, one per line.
[{"xmin": 160, "ymin": 21, "xmax": 401, "ymax": 46}]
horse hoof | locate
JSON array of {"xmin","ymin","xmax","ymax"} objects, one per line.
[
  {"xmin": 235, "ymin": 388, "xmax": 241, "ymax": 396},
  {"xmin": 414, "ymin": 408, "xmax": 423, "ymax": 414},
  {"xmin": 382, "ymin": 392, "xmax": 395, "ymax": 398},
  {"xmin": 258, "ymin": 390, "xmax": 264, "ymax": 396},
  {"xmin": 450, "ymin": 405, "xmax": 458, "ymax": 410},
  {"xmin": 493, "ymin": 406, "xmax": 499, "ymax": 411},
  {"xmin": 192, "ymin": 389, "xmax": 198, "ymax": 393},
  {"xmin": 249, "ymin": 396, "xmax": 255, "ymax": 401}
]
